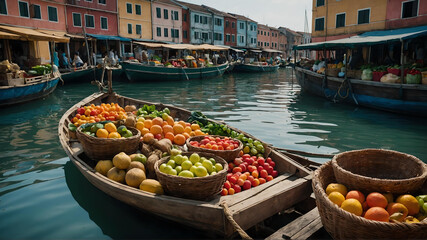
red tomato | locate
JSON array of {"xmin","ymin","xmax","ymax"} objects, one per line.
[{"xmin": 77, "ymin": 107, "xmax": 85, "ymax": 115}]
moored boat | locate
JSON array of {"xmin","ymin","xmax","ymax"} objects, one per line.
[
  {"xmin": 122, "ymin": 61, "xmax": 229, "ymax": 81},
  {"xmin": 234, "ymin": 63, "xmax": 279, "ymax": 73},
  {"xmin": 60, "ymin": 65, "xmax": 96, "ymax": 83},
  {"xmin": 58, "ymin": 88, "xmax": 315, "ymax": 237},
  {"xmin": 0, "ymin": 72, "xmax": 60, "ymax": 107},
  {"xmin": 295, "ymin": 66, "xmax": 427, "ymax": 117}
]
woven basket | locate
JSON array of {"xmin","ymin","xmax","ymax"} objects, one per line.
[
  {"xmin": 331, "ymin": 149, "xmax": 427, "ymax": 194},
  {"xmin": 326, "ymin": 68, "xmax": 340, "ymax": 77},
  {"xmin": 347, "ymin": 69, "xmax": 362, "ymax": 79},
  {"xmin": 313, "ymin": 161, "xmax": 427, "ymax": 239},
  {"xmin": 186, "ymin": 135, "xmax": 243, "ymax": 162},
  {"xmin": 76, "ymin": 126, "xmax": 141, "ymax": 160},
  {"xmin": 154, "ymin": 152, "xmax": 228, "ymax": 200}
]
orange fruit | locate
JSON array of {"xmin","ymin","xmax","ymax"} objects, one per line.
[
  {"xmin": 194, "ymin": 129, "xmax": 204, "ymax": 136},
  {"xmin": 152, "ymin": 117, "xmax": 163, "ymax": 126},
  {"xmin": 164, "ymin": 132, "xmax": 175, "ymax": 142},
  {"xmin": 325, "ymin": 183, "xmax": 348, "ymax": 197},
  {"xmin": 162, "ymin": 121, "xmax": 169, "ymax": 127},
  {"xmin": 190, "ymin": 131, "xmax": 196, "ymax": 137},
  {"xmin": 183, "ymin": 132, "xmax": 190, "ymax": 140},
  {"xmin": 329, "ymin": 192, "xmax": 346, "ymax": 207},
  {"xmin": 163, "ymin": 125, "xmax": 174, "ymax": 134},
  {"xmin": 143, "ymin": 119, "xmax": 153, "ymax": 129},
  {"xmin": 191, "ymin": 123, "xmax": 200, "ymax": 131},
  {"xmin": 104, "ymin": 122, "xmax": 117, "ymax": 133},
  {"xmin": 150, "ymin": 125, "xmax": 163, "ymax": 135},
  {"xmin": 135, "ymin": 122, "xmax": 145, "ymax": 132},
  {"xmin": 166, "ymin": 116, "xmax": 174, "ymax": 126},
  {"xmin": 143, "ymin": 133, "xmax": 154, "ymax": 143},
  {"xmin": 141, "ymin": 128, "xmax": 150, "ymax": 135},
  {"xmin": 364, "ymin": 207, "xmax": 390, "ymax": 222},
  {"xmin": 173, "ymin": 134, "xmax": 186, "ymax": 145},
  {"xmin": 173, "ymin": 124, "xmax": 184, "ymax": 134},
  {"xmin": 366, "ymin": 192, "xmax": 388, "ymax": 208},
  {"xmin": 396, "ymin": 194, "xmax": 419, "ymax": 216},
  {"xmin": 184, "ymin": 126, "xmax": 192, "ymax": 134},
  {"xmin": 108, "ymin": 132, "xmax": 121, "ymax": 138},
  {"xmin": 386, "ymin": 203, "xmax": 408, "ymax": 222},
  {"xmin": 178, "ymin": 120, "xmax": 186, "ymax": 128},
  {"xmin": 341, "ymin": 199, "xmax": 363, "ymax": 216},
  {"xmin": 346, "ymin": 190, "xmax": 365, "ymax": 204},
  {"xmin": 96, "ymin": 128, "xmax": 109, "ymax": 138}
]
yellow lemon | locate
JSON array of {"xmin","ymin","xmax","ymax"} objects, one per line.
[
  {"xmin": 341, "ymin": 199, "xmax": 363, "ymax": 216},
  {"xmin": 104, "ymin": 122, "xmax": 117, "ymax": 133},
  {"xmin": 96, "ymin": 129, "xmax": 109, "ymax": 138},
  {"xmin": 325, "ymin": 183, "xmax": 348, "ymax": 196},
  {"xmin": 328, "ymin": 192, "xmax": 345, "ymax": 207}
]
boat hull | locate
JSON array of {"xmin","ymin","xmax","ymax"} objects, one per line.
[
  {"xmin": 60, "ymin": 67, "xmax": 95, "ymax": 83},
  {"xmin": 95, "ymin": 67, "xmax": 124, "ymax": 81},
  {"xmin": 0, "ymin": 77, "xmax": 60, "ymax": 107},
  {"xmin": 122, "ymin": 62, "xmax": 229, "ymax": 81},
  {"xmin": 234, "ymin": 64, "xmax": 279, "ymax": 73},
  {"xmin": 295, "ymin": 67, "xmax": 427, "ymax": 116}
]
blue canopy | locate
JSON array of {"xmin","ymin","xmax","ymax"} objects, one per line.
[
  {"xmin": 294, "ymin": 25, "xmax": 427, "ymax": 50},
  {"xmin": 86, "ymin": 34, "xmax": 131, "ymax": 42}
]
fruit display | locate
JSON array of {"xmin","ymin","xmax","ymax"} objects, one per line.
[
  {"xmin": 159, "ymin": 151, "xmax": 224, "ymax": 178},
  {"xmin": 188, "ymin": 136, "xmax": 240, "ymax": 150},
  {"xmin": 79, "ymin": 122, "xmax": 134, "ymax": 139},
  {"xmin": 72, "ymin": 103, "xmax": 127, "ymax": 127},
  {"xmin": 325, "ymin": 182, "xmax": 427, "ymax": 223},
  {"xmin": 220, "ymin": 154, "xmax": 278, "ymax": 196}
]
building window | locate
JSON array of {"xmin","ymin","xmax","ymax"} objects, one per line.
[
  {"xmin": 202, "ymin": 32, "xmax": 209, "ymax": 40},
  {"xmin": 214, "ymin": 33, "xmax": 222, "ymax": 41},
  {"xmin": 226, "ymin": 20, "xmax": 229, "ymax": 28},
  {"xmin": 85, "ymin": 14, "xmax": 95, "ymax": 28},
  {"xmin": 136, "ymin": 24, "xmax": 141, "ymax": 35},
  {"xmin": 239, "ymin": 22, "xmax": 244, "ymax": 29},
  {"xmin": 316, "ymin": 0, "xmax": 325, "ymax": 7},
  {"xmin": 194, "ymin": 31, "xmax": 199, "ymax": 39},
  {"xmin": 336, "ymin": 13, "xmax": 345, "ymax": 28},
  {"xmin": 173, "ymin": 11, "xmax": 178, "ymax": 20},
  {"xmin": 73, "ymin": 13, "xmax": 81, "ymax": 27},
  {"xmin": 402, "ymin": 0, "xmax": 418, "ymax": 19},
  {"xmin": 164, "ymin": 9, "xmax": 168, "ymax": 19},
  {"xmin": 101, "ymin": 16, "xmax": 108, "ymax": 30},
  {"xmin": 194, "ymin": 14, "xmax": 199, "ymax": 23},
  {"xmin": 202, "ymin": 16, "xmax": 208, "ymax": 24},
  {"xmin": 232, "ymin": 22, "xmax": 235, "ymax": 28},
  {"xmin": 126, "ymin": 3, "xmax": 132, "ymax": 14},
  {"xmin": 48, "ymin": 6, "xmax": 58, "ymax": 22},
  {"xmin": 183, "ymin": 30, "xmax": 188, "ymax": 39},
  {"xmin": 215, "ymin": 18, "xmax": 222, "ymax": 26},
  {"xmin": 226, "ymin": 34, "xmax": 230, "ymax": 42},
  {"xmin": 31, "ymin": 4, "xmax": 41, "ymax": 19},
  {"xmin": 268, "ymin": 32, "xmax": 269, "ymax": 36},
  {"xmin": 164, "ymin": 28, "xmax": 168, "ymax": 37},
  {"xmin": 19, "ymin": 1, "xmax": 29, "ymax": 17},
  {"xmin": 183, "ymin": 13, "xmax": 187, "ymax": 21},
  {"xmin": 0, "ymin": 0, "xmax": 7, "ymax": 15},
  {"xmin": 358, "ymin": 8, "xmax": 370, "ymax": 24},
  {"xmin": 157, "ymin": 27, "xmax": 161, "ymax": 37},
  {"xmin": 127, "ymin": 23, "xmax": 132, "ymax": 34},
  {"xmin": 232, "ymin": 34, "xmax": 235, "ymax": 43},
  {"xmin": 98, "ymin": 0, "xmax": 106, "ymax": 4},
  {"xmin": 171, "ymin": 29, "xmax": 179, "ymax": 38},
  {"xmin": 315, "ymin": 17, "xmax": 324, "ymax": 31},
  {"xmin": 156, "ymin": 7, "xmax": 161, "ymax": 18},
  {"xmin": 135, "ymin": 4, "xmax": 141, "ymax": 15}
]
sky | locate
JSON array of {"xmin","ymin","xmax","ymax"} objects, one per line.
[{"xmin": 181, "ymin": 0, "xmax": 313, "ymax": 32}]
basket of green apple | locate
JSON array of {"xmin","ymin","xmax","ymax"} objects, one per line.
[{"xmin": 154, "ymin": 150, "xmax": 228, "ymax": 200}]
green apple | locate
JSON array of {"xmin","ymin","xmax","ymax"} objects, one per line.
[
  {"xmin": 123, "ymin": 130, "xmax": 133, "ymax": 138},
  {"xmin": 210, "ymin": 171, "xmax": 217, "ymax": 175},
  {"xmin": 202, "ymin": 159, "xmax": 214, "ymax": 173},
  {"xmin": 174, "ymin": 155, "xmax": 184, "ymax": 165},
  {"xmin": 181, "ymin": 160, "xmax": 193, "ymax": 170},
  {"xmin": 159, "ymin": 163, "xmax": 167, "ymax": 173},
  {"xmin": 169, "ymin": 169, "xmax": 177, "ymax": 175},
  {"xmin": 167, "ymin": 160, "xmax": 176, "ymax": 168},
  {"xmin": 200, "ymin": 157, "xmax": 207, "ymax": 162},
  {"xmin": 215, "ymin": 163, "xmax": 223, "ymax": 171},
  {"xmin": 164, "ymin": 165, "xmax": 173, "ymax": 174},
  {"xmin": 182, "ymin": 156, "xmax": 189, "ymax": 162},
  {"xmin": 195, "ymin": 166, "xmax": 208, "ymax": 177},
  {"xmin": 175, "ymin": 166, "xmax": 182, "ymax": 174},
  {"xmin": 178, "ymin": 170, "xmax": 194, "ymax": 178},
  {"xmin": 189, "ymin": 153, "xmax": 200, "ymax": 164},
  {"xmin": 209, "ymin": 158, "xmax": 216, "ymax": 165},
  {"xmin": 190, "ymin": 166, "xmax": 198, "ymax": 175},
  {"xmin": 130, "ymin": 154, "xmax": 147, "ymax": 165},
  {"xmin": 170, "ymin": 148, "xmax": 181, "ymax": 156},
  {"xmin": 194, "ymin": 162, "xmax": 202, "ymax": 167}
]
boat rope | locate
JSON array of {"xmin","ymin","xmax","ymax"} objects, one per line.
[
  {"xmin": 333, "ymin": 79, "xmax": 350, "ymax": 103},
  {"xmin": 220, "ymin": 202, "xmax": 253, "ymax": 240},
  {"xmin": 272, "ymin": 146, "xmax": 335, "ymax": 158},
  {"xmin": 181, "ymin": 67, "xmax": 189, "ymax": 81}
]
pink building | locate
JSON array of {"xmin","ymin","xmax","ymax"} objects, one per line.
[
  {"xmin": 386, "ymin": 0, "xmax": 427, "ymax": 29},
  {"xmin": 257, "ymin": 24, "xmax": 279, "ymax": 50},
  {"xmin": 151, "ymin": 0, "xmax": 182, "ymax": 43}
]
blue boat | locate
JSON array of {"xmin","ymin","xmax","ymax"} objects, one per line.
[
  {"xmin": 234, "ymin": 63, "xmax": 279, "ymax": 73},
  {"xmin": 60, "ymin": 66, "xmax": 96, "ymax": 83},
  {"xmin": 122, "ymin": 61, "xmax": 229, "ymax": 81},
  {"xmin": 0, "ymin": 73, "xmax": 60, "ymax": 107}
]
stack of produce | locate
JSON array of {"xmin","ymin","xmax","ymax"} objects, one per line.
[
  {"xmin": 71, "ymin": 103, "xmax": 127, "ymax": 127},
  {"xmin": 79, "ymin": 122, "xmax": 134, "ymax": 139}
]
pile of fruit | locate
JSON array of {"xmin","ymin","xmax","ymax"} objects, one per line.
[
  {"xmin": 325, "ymin": 183, "xmax": 427, "ymax": 223},
  {"xmin": 188, "ymin": 136, "xmax": 240, "ymax": 150},
  {"xmin": 72, "ymin": 103, "xmax": 127, "ymax": 127},
  {"xmin": 221, "ymin": 154, "xmax": 278, "ymax": 196},
  {"xmin": 80, "ymin": 122, "xmax": 133, "ymax": 139},
  {"xmin": 159, "ymin": 151, "xmax": 224, "ymax": 177},
  {"xmin": 94, "ymin": 152, "xmax": 164, "ymax": 194}
]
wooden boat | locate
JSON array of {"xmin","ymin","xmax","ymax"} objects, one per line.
[
  {"xmin": 0, "ymin": 72, "xmax": 60, "ymax": 107},
  {"xmin": 122, "ymin": 61, "xmax": 229, "ymax": 81},
  {"xmin": 58, "ymin": 89, "xmax": 315, "ymax": 237},
  {"xmin": 60, "ymin": 65, "xmax": 96, "ymax": 83},
  {"xmin": 295, "ymin": 66, "xmax": 427, "ymax": 117},
  {"xmin": 234, "ymin": 63, "xmax": 279, "ymax": 73}
]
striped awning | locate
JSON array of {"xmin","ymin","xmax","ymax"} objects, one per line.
[{"xmin": 0, "ymin": 25, "xmax": 69, "ymax": 42}]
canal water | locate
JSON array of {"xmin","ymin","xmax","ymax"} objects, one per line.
[{"xmin": 0, "ymin": 68, "xmax": 426, "ymax": 239}]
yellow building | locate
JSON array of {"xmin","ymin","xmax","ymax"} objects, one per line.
[
  {"xmin": 118, "ymin": 0, "xmax": 152, "ymax": 40},
  {"xmin": 311, "ymin": 0, "xmax": 387, "ymax": 42}
]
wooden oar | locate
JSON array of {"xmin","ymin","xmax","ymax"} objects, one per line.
[{"xmin": 273, "ymin": 146, "xmax": 335, "ymax": 158}]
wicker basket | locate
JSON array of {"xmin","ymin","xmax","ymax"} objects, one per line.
[
  {"xmin": 76, "ymin": 126, "xmax": 141, "ymax": 160},
  {"xmin": 154, "ymin": 152, "xmax": 228, "ymax": 200},
  {"xmin": 347, "ymin": 69, "xmax": 362, "ymax": 79},
  {"xmin": 186, "ymin": 135, "xmax": 243, "ymax": 162},
  {"xmin": 313, "ymin": 161, "xmax": 427, "ymax": 239},
  {"xmin": 331, "ymin": 149, "xmax": 427, "ymax": 194},
  {"xmin": 326, "ymin": 68, "xmax": 340, "ymax": 77}
]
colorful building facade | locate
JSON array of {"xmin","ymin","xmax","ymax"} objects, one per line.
[
  {"xmin": 118, "ymin": 0, "xmax": 152, "ymax": 40},
  {"xmin": 180, "ymin": 7, "xmax": 190, "ymax": 43},
  {"xmin": 386, "ymin": 0, "xmax": 427, "ymax": 29},
  {"xmin": 201, "ymin": 5, "xmax": 224, "ymax": 46},
  {"xmin": 247, "ymin": 21, "xmax": 257, "ymax": 49},
  {"xmin": 151, "ymin": 0, "xmax": 182, "ymax": 43},
  {"xmin": 176, "ymin": 1, "xmax": 212, "ymax": 44},
  {"xmin": 229, "ymin": 13, "xmax": 247, "ymax": 48},
  {"xmin": 223, "ymin": 13, "xmax": 237, "ymax": 47}
]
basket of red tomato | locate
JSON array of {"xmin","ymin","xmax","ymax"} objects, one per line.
[{"xmin": 187, "ymin": 135, "xmax": 243, "ymax": 162}]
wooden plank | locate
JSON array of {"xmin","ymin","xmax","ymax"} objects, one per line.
[
  {"xmin": 230, "ymin": 177, "xmax": 313, "ymax": 231},
  {"xmin": 291, "ymin": 217, "xmax": 323, "ymax": 240},
  {"xmin": 266, "ymin": 208, "xmax": 320, "ymax": 240}
]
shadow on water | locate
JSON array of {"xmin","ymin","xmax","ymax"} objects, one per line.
[{"xmin": 63, "ymin": 161, "xmax": 208, "ymax": 239}]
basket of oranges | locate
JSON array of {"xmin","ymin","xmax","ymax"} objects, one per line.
[{"xmin": 76, "ymin": 121, "xmax": 141, "ymax": 160}]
